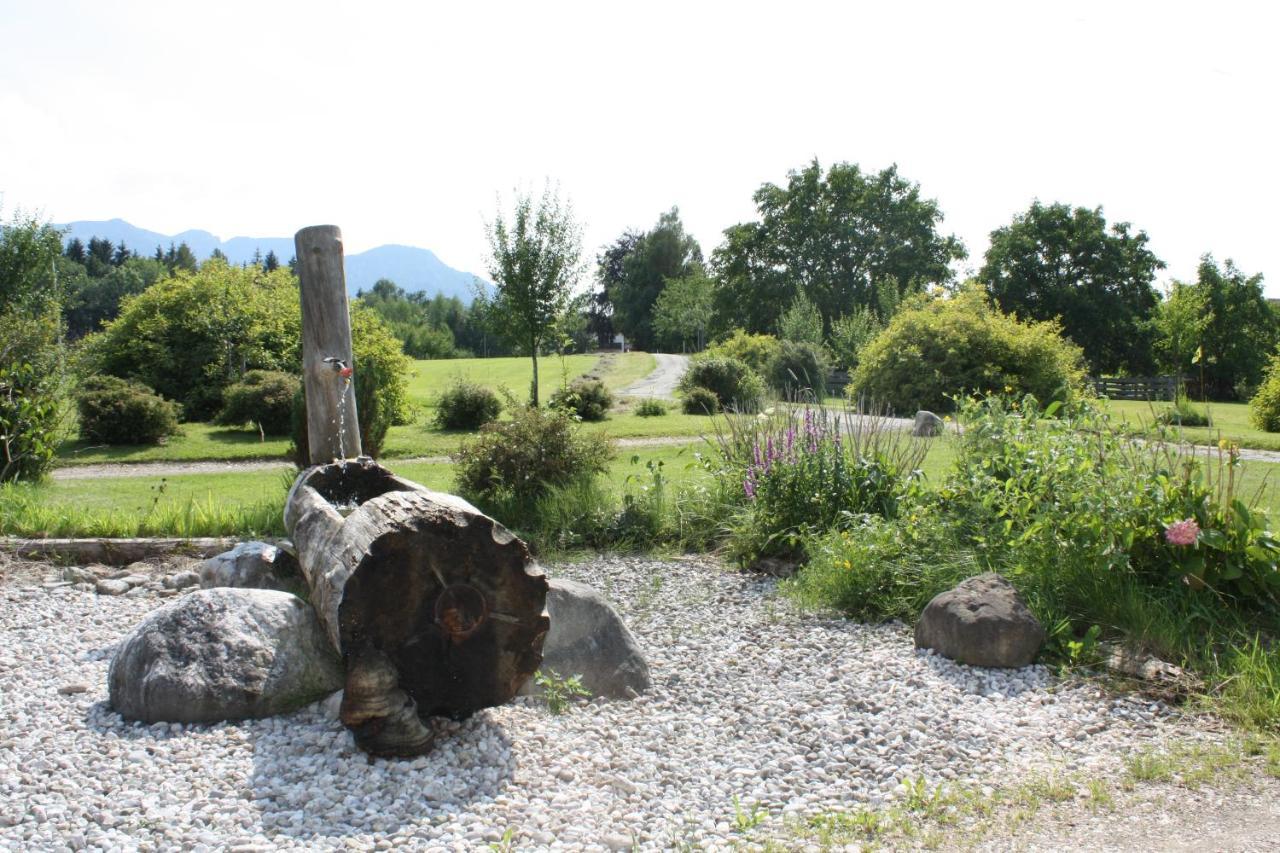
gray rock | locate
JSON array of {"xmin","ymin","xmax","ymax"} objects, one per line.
[
  {"xmin": 519, "ymin": 578, "xmax": 650, "ymax": 700},
  {"xmin": 912, "ymin": 410, "xmax": 944, "ymax": 437},
  {"xmin": 914, "ymin": 573, "xmax": 1045, "ymax": 668},
  {"xmin": 198, "ymin": 541, "xmax": 299, "ymax": 591},
  {"xmin": 94, "ymin": 579, "xmax": 131, "ymax": 596},
  {"xmin": 61, "ymin": 567, "xmax": 97, "ymax": 585},
  {"xmin": 118, "ymin": 574, "xmax": 150, "ymax": 589},
  {"xmin": 57, "ymin": 683, "xmax": 90, "ymax": 695},
  {"xmin": 749, "ymin": 556, "xmax": 798, "ymax": 578},
  {"xmin": 108, "ymin": 588, "xmax": 343, "ymax": 723},
  {"xmin": 163, "ymin": 570, "xmax": 200, "ymax": 590}
]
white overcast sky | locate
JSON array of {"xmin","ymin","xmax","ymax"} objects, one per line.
[{"xmin": 2, "ymin": 0, "xmax": 1277, "ymax": 292}]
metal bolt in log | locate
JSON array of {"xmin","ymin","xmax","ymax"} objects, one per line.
[{"xmin": 284, "ymin": 458, "xmax": 550, "ymax": 757}]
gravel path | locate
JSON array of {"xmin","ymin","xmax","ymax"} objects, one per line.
[
  {"xmin": 0, "ymin": 554, "xmax": 1228, "ymax": 851},
  {"xmin": 619, "ymin": 354, "xmax": 689, "ymax": 400}
]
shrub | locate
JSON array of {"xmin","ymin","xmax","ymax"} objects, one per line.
[
  {"xmin": 766, "ymin": 340, "xmax": 830, "ymax": 399},
  {"xmin": 679, "ymin": 356, "xmax": 764, "ymax": 411},
  {"xmin": 84, "ymin": 259, "xmax": 302, "ymax": 419},
  {"xmin": 76, "ymin": 375, "xmax": 181, "ymax": 445},
  {"xmin": 1156, "ymin": 392, "xmax": 1212, "ymax": 428},
  {"xmin": 0, "ymin": 314, "xmax": 63, "ymax": 482},
  {"xmin": 549, "ymin": 379, "xmax": 613, "ymax": 422},
  {"xmin": 1250, "ymin": 354, "xmax": 1280, "ymax": 433},
  {"xmin": 434, "ymin": 378, "xmax": 502, "ymax": 430},
  {"xmin": 289, "ymin": 306, "xmax": 411, "ymax": 462},
  {"xmin": 216, "ymin": 370, "xmax": 298, "ymax": 435},
  {"xmin": 681, "ymin": 386, "xmax": 719, "ymax": 415},
  {"xmin": 454, "ymin": 404, "xmax": 614, "ymax": 506},
  {"xmin": 705, "ymin": 330, "xmax": 781, "ymax": 374},
  {"xmin": 852, "ymin": 288, "xmax": 1086, "ymax": 413},
  {"xmin": 714, "ymin": 403, "xmax": 926, "ymax": 563},
  {"xmin": 635, "ymin": 398, "xmax": 667, "ymax": 417}
]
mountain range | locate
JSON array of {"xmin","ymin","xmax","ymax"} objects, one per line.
[{"xmin": 57, "ymin": 219, "xmax": 488, "ymax": 301}]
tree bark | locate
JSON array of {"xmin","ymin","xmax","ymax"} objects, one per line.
[{"xmin": 284, "ymin": 458, "xmax": 549, "ymax": 756}]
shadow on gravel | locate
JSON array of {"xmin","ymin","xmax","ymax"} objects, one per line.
[{"xmin": 245, "ymin": 707, "xmax": 518, "ymax": 841}]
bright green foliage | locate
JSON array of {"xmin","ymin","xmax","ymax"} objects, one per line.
[
  {"xmin": 678, "ymin": 356, "xmax": 763, "ymax": 411},
  {"xmin": 1192, "ymin": 256, "xmax": 1276, "ymax": 399},
  {"xmin": 852, "ymin": 288, "xmax": 1086, "ymax": 413},
  {"xmin": 1152, "ymin": 280, "xmax": 1210, "ymax": 385},
  {"xmin": 634, "ymin": 398, "xmax": 667, "ymax": 417},
  {"xmin": 485, "ymin": 185, "xmax": 585, "ymax": 406},
  {"xmin": 652, "ymin": 268, "xmax": 714, "ymax": 351},
  {"xmin": 980, "ymin": 201, "xmax": 1163, "ymax": 375},
  {"xmin": 1156, "ymin": 392, "xmax": 1212, "ymax": 428},
  {"xmin": 1250, "ymin": 354, "xmax": 1280, "ymax": 433},
  {"xmin": 215, "ymin": 370, "xmax": 298, "ymax": 436},
  {"xmin": 829, "ymin": 307, "xmax": 881, "ymax": 372},
  {"xmin": 600, "ymin": 208, "xmax": 703, "ymax": 351},
  {"xmin": 63, "ymin": 257, "xmax": 167, "ymax": 338},
  {"xmin": 454, "ymin": 404, "xmax": 614, "ymax": 505},
  {"xmin": 681, "ymin": 387, "xmax": 718, "ymax": 415},
  {"xmin": 533, "ymin": 670, "xmax": 590, "ymax": 714},
  {"xmin": 85, "ymin": 259, "xmax": 302, "ymax": 419},
  {"xmin": 777, "ymin": 291, "xmax": 824, "ymax": 346},
  {"xmin": 704, "ymin": 330, "xmax": 780, "ymax": 374},
  {"xmin": 712, "ymin": 160, "xmax": 964, "ymax": 334},
  {"xmin": 766, "ymin": 340, "xmax": 829, "ymax": 399},
  {"xmin": 0, "ymin": 211, "xmax": 67, "ymax": 482},
  {"xmin": 76, "ymin": 376, "xmax": 181, "ymax": 445},
  {"xmin": 721, "ymin": 404, "xmax": 925, "ymax": 562},
  {"xmin": 433, "ymin": 379, "xmax": 502, "ymax": 430},
  {"xmin": 549, "ymin": 378, "xmax": 613, "ymax": 422}
]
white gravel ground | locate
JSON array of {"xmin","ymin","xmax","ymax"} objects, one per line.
[{"xmin": 0, "ymin": 555, "xmax": 1214, "ymax": 851}]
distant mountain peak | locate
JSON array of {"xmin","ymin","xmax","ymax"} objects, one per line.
[{"xmin": 57, "ymin": 219, "xmax": 488, "ymax": 301}]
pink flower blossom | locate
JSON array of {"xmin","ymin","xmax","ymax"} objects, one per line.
[
  {"xmin": 1164, "ymin": 518, "xmax": 1200, "ymax": 546},
  {"xmin": 339, "ymin": 366, "xmax": 353, "ymax": 379}
]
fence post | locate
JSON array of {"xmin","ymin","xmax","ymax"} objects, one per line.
[{"xmin": 295, "ymin": 225, "xmax": 361, "ymax": 465}]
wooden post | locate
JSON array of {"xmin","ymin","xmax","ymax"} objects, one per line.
[{"xmin": 295, "ymin": 225, "xmax": 361, "ymax": 464}]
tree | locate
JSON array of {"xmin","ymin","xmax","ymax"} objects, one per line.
[
  {"xmin": 652, "ymin": 269, "xmax": 715, "ymax": 351},
  {"xmin": 1152, "ymin": 280, "xmax": 1209, "ymax": 391},
  {"xmin": 1191, "ymin": 256, "xmax": 1275, "ymax": 399},
  {"xmin": 65, "ymin": 238, "xmax": 86, "ymax": 265},
  {"xmin": 0, "ymin": 210, "xmax": 67, "ymax": 481},
  {"xmin": 712, "ymin": 160, "xmax": 965, "ymax": 335},
  {"xmin": 603, "ymin": 209, "xmax": 702, "ymax": 351},
  {"xmin": 777, "ymin": 290, "xmax": 824, "ymax": 346},
  {"xmin": 485, "ymin": 184, "xmax": 584, "ymax": 406},
  {"xmin": 263, "ymin": 250, "xmax": 280, "ymax": 273},
  {"xmin": 112, "ymin": 242, "xmax": 132, "ymax": 266},
  {"xmin": 209, "ymin": 248, "xmax": 228, "ymax": 263},
  {"xmin": 979, "ymin": 201, "xmax": 1163, "ymax": 375}
]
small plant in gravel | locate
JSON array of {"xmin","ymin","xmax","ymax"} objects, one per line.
[{"xmin": 534, "ymin": 669, "xmax": 590, "ymax": 714}]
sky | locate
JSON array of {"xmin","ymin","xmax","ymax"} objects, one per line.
[{"xmin": 2, "ymin": 0, "xmax": 1277, "ymax": 293}]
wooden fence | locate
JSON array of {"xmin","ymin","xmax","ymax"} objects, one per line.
[{"xmin": 1088, "ymin": 375, "xmax": 1180, "ymax": 401}]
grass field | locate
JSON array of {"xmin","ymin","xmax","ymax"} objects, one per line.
[
  {"xmin": 53, "ymin": 352, "xmax": 660, "ymax": 467},
  {"xmin": 1105, "ymin": 399, "xmax": 1280, "ymax": 451}
]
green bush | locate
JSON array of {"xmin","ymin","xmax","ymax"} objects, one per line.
[
  {"xmin": 681, "ymin": 386, "xmax": 719, "ymax": 415},
  {"xmin": 679, "ymin": 356, "xmax": 763, "ymax": 411},
  {"xmin": 635, "ymin": 398, "xmax": 667, "ymax": 417},
  {"xmin": 454, "ymin": 404, "xmax": 614, "ymax": 506},
  {"xmin": 766, "ymin": 340, "xmax": 829, "ymax": 399},
  {"xmin": 549, "ymin": 378, "xmax": 613, "ymax": 422},
  {"xmin": 1250, "ymin": 354, "xmax": 1280, "ymax": 433},
  {"xmin": 1156, "ymin": 392, "xmax": 1212, "ymax": 428},
  {"xmin": 76, "ymin": 375, "xmax": 181, "ymax": 446},
  {"xmin": 289, "ymin": 306, "xmax": 411, "ymax": 463},
  {"xmin": 705, "ymin": 330, "xmax": 781, "ymax": 374},
  {"xmin": 84, "ymin": 259, "xmax": 302, "ymax": 419},
  {"xmin": 216, "ymin": 370, "xmax": 298, "ymax": 435},
  {"xmin": 852, "ymin": 288, "xmax": 1086, "ymax": 413},
  {"xmin": 0, "ymin": 313, "xmax": 63, "ymax": 482},
  {"xmin": 434, "ymin": 379, "xmax": 502, "ymax": 430}
]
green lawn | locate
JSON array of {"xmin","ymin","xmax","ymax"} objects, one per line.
[
  {"xmin": 1105, "ymin": 399, "xmax": 1280, "ymax": 452},
  {"xmin": 54, "ymin": 352, "xmax": 661, "ymax": 467}
]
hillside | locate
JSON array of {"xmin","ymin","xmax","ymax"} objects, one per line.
[{"xmin": 58, "ymin": 218, "xmax": 488, "ymax": 301}]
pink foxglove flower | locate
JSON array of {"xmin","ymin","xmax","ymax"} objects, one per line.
[{"xmin": 1164, "ymin": 518, "xmax": 1200, "ymax": 546}]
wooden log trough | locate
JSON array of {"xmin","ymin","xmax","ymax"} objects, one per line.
[
  {"xmin": 285, "ymin": 225, "xmax": 548, "ymax": 757},
  {"xmin": 285, "ymin": 459, "xmax": 549, "ymax": 756}
]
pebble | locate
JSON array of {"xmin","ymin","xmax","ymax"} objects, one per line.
[
  {"xmin": 94, "ymin": 579, "xmax": 131, "ymax": 596},
  {"xmin": 0, "ymin": 555, "xmax": 1209, "ymax": 850}
]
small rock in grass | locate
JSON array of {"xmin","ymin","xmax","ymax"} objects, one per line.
[{"xmin": 912, "ymin": 410, "xmax": 945, "ymax": 437}]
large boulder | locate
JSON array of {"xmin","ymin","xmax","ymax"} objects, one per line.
[
  {"xmin": 912, "ymin": 410, "xmax": 944, "ymax": 437},
  {"xmin": 198, "ymin": 541, "xmax": 298, "ymax": 591},
  {"xmin": 914, "ymin": 573, "xmax": 1045, "ymax": 668},
  {"xmin": 108, "ymin": 588, "xmax": 343, "ymax": 723},
  {"xmin": 519, "ymin": 578, "xmax": 650, "ymax": 700}
]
